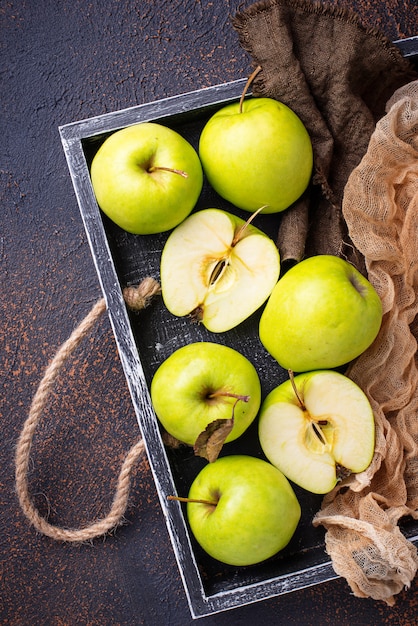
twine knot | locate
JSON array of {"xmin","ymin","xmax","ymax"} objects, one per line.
[{"xmin": 122, "ymin": 277, "xmax": 161, "ymax": 311}]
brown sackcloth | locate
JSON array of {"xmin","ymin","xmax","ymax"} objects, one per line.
[
  {"xmin": 232, "ymin": 0, "xmax": 417, "ymax": 270},
  {"xmin": 233, "ymin": 0, "xmax": 418, "ymax": 605}
]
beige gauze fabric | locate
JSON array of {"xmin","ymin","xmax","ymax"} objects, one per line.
[
  {"xmin": 313, "ymin": 81, "xmax": 418, "ymax": 605},
  {"xmin": 232, "ymin": 0, "xmax": 418, "ymax": 606}
]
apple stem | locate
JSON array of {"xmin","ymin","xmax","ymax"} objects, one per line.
[
  {"xmin": 288, "ymin": 369, "xmax": 306, "ymax": 410},
  {"xmin": 239, "ymin": 64, "xmax": 262, "ymax": 114},
  {"xmin": 167, "ymin": 495, "xmax": 218, "ymax": 507},
  {"xmin": 148, "ymin": 165, "xmax": 188, "ymax": 178},
  {"xmin": 207, "ymin": 390, "xmax": 250, "ymax": 403},
  {"xmin": 232, "ymin": 205, "xmax": 268, "ymax": 246}
]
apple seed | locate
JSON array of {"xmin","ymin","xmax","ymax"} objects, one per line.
[
  {"xmin": 311, "ymin": 422, "xmax": 328, "ymax": 447},
  {"xmin": 209, "ymin": 259, "xmax": 229, "ymax": 286}
]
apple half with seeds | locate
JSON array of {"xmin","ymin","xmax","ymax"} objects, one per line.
[
  {"xmin": 258, "ymin": 370, "xmax": 375, "ymax": 494},
  {"xmin": 160, "ymin": 208, "xmax": 280, "ymax": 332}
]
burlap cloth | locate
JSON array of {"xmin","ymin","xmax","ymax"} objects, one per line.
[{"xmin": 233, "ymin": 0, "xmax": 418, "ymax": 605}]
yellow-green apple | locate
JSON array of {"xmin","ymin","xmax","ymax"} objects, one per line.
[
  {"xmin": 179, "ymin": 455, "xmax": 301, "ymax": 566},
  {"xmin": 160, "ymin": 208, "xmax": 280, "ymax": 332},
  {"xmin": 198, "ymin": 97, "xmax": 313, "ymax": 214},
  {"xmin": 90, "ymin": 122, "xmax": 203, "ymax": 234},
  {"xmin": 258, "ymin": 370, "xmax": 375, "ymax": 494},
  {"xmin": 150, "ymin": 342, "xmax": 261, "ymax": 446},
  {"xmin": 259, "ymin": 254, "xmax": 382, "ymax": 371}
]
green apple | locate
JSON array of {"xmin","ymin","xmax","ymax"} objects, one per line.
[
  {"xmin": 90, "ymin": 122, "xmax": 203, "ymax": 234},
  {"xmin": 160, "ymin": 208, "xmax": 280, "ymax": 332},
  {"xmin": 258, "ymin": 370, "xmax": 375, "ymax": 494},
  {"xmin": 150, "ymin": 342, "xmax": 261, "ymax": 446},
  {"xmin": 198, "ymin": 97, "xmax": 313, "ymax": 214},
  {"xmin": 183, "ymin": 455, "xmax": 301, "ymax": 566},
  {"xmin": 259, "ymin": 254, "xmax": 383, "ymax": 371}
]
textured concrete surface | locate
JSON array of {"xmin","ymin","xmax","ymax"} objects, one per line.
[{"xmin": 2, "ymin": 1, "xmax": 418, "ymax": 624}]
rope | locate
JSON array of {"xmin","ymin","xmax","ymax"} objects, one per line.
[{"xmin": 15, "ymin": 277, "xmax": 161, "ymax": 542}]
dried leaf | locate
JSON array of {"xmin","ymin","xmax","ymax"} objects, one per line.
[
  {"xmin": 194, "ymin": 418, "xmax": 234, "ymax": 463},
  {"xmin": 162, "ymin": 430, "xmax": 184, "ymax": 449}
]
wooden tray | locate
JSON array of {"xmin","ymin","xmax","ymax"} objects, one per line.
[{"xmin": 59, "ymin": 37, "xmax": 418, "ymax": 618}]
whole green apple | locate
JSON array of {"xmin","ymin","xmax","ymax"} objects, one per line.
[
  {"xmin": 160, "ymin": 208, "xmax": 280, "ymax": 332},
  {"xmin": 259, "ymin": 255, "xmax": 383, "ymax": 371},
  {"xmin": 259, "ymin": 370, "xmax": 375, "ymax": 494},
  {"xmin": 90, "ymin": 122, "xmax": 203, "ymax": 234},
  {"xmin": 198, "ymin": 97, "xmax": 313, "ymax": 213},
  {"xmin": 150, "ymin": 342, "xmax": 261, "ymax": 446},
  {"xmin": 185, "ymin": 455, "xmax": 301, "ymax": 566}
]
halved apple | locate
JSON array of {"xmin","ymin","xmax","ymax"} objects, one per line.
[
  {"xmin": 160, "ymin": 208, "xmax": 280, "ymax": 332},
  {"xmin": 258, "ymin": 370, "xmax": 375, "ymax": 494}
]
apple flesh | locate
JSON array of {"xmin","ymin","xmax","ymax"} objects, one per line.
[
  {"xmin": 259, "ymin": 254, "xmax": 383, "ymax": 371},
  {"xmin": 184, "ymin": 455, "xmax": 301, "ymax": 566},
  {"xmin": 160, "ymin": 208, "xmax": 280, "ymax": 332},
  {"xmin": 90, "ymin": 122, "xmax": 203, "ymax": 234},
  {"xmin": 258, "ymin": 370, "xmax": 375, "ymax": 494},
  {"xmin": 150, "ymin": 342, "xmax": 261, "ymax": 446},
  {"xmin": 198, "ymin": 97, "xmax": 313, "ymax": 214}
]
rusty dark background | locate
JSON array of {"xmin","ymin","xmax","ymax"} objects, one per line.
[{"xmin": 2, "ymin": 1, "xmax": 418, "ymax": 624}]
